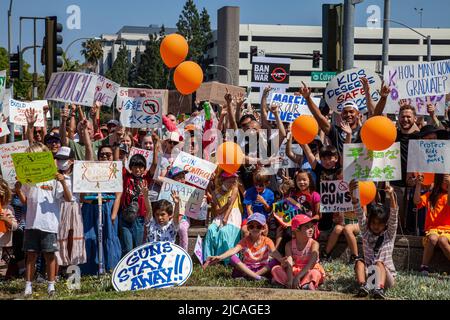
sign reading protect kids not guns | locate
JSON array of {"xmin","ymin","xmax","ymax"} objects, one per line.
[
  {"xmin": 325, "ymin": 68, "xmax": 381, "ymax": 114},
  {"xmin": 112, "ymin": 241, "xmax": 193, "ymax": 292},
  {"xmin": 12, "ymin": 152, "xmax": 57, "ymax": 184},
  {"xmin": 44, "ymin": 72, "xmax": 97, "ymax": 106},
  {"xmin": 73, "ymin": 161, "xmax": 123, "ymax": 193},
  {"xmin": 343, "ymin": 142, "xmax": 402, "ymax": 182},
  {"xmin": 407, "ymin": 140, "xmax": 450, "ymax": 174}
]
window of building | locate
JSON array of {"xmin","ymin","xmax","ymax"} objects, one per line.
[
  {"xmin": 251, "ymin": 36, "xmax": 322, "ymax": 43},
  {"xmin": 239, "ymin": 36, "xmax": 248, "ymax": 41}
]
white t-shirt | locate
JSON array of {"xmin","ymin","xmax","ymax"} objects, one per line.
[{"xmin": 22, "ymin": 180, "xmax": 64, "ymax": 233}]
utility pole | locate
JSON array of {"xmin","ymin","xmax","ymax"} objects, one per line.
[
  {"xmin": 343, "ymin": 0, "xmax": 355, "ymax": 70},
  {"xmin": 381, "ymin": 0, "xmax": 390, "ymax": 75},
  {"xmin": 7, "ymin": 0, "xmax": 14, "ymax": 142}
]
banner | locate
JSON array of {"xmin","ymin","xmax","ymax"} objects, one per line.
[
  {"xmin": 196, "ymin": 81, "xmax": 246, "ymax": 105},
  {"xmin": 92, "ymin": 73, "xmax": 120, "ymax": 107},
  {"xmin": 384, "ymin": 59, "xmax": 450, "ymax": 101},
  {"xmin": 12, "ymin": 152, "xmax": 57, "ymax": 184},
  {"xmin": 268, "ymin": 93, "xmax": 320, "ymax": 123},
  {"xmin": 325, "ymin": 68, "xmax": 381, "ymax": 113},
  {"xmin": 407, "ymin": 140, "xmax": 450, "ymax": 174},
  {"xmin": 343, "ymin": 142, "xmax": 402, "ymax": 182},
  {"xmin": 112, "ymin": 241, "xmax": 193, "ymax": 291},
  {"xmin": 158, "ymin": 177, "xmax": 207, "ymax": 220},
  {"xmin": 8, "ymin": 99, "xmax": 46, "ymax": 127},
  {"xmin": 73, "ymin": 161, "xmax": 123, "ymax": 193},
  {"xmin": 272, "ymin": 198, "xmax": 306, "ymax": 228},
  {"xmin": 44, "ymin": 72, "xmax": 97, "ymax": 106},
  {"xmin": 0, "ymin": 141, "xmax": 29, "ymax": 187},
  {"xmin": 172, "ymin": 151, "xmax": 217, "ymax": 190},
  {"xmin": 383, "ymin": 94, "xmax": 446, "ymax": 116},
  {"xmin": 320, "ymin": 180, "xmax": 353, "ymax": 213},
  {"xmin": 251, "ymin": 57, "xmax": 291, "ymax": 88}
]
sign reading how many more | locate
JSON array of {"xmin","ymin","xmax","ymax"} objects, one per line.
[
  {"xmin": 320, "ymin": 180, "xmax": 353, "ymax": 213},
  {"xmin": 73, "ymin": 161, "xmax": 123, "ymax": 193},
  {"xmin": 268, "ymin": 93, "xmax": 318, "ymax": 123},
  {"xmin": 112, "ymin": 241, "xmax": 193, "ymax": 292},
  {"xmin": 12, "ymin": 152, "xmax": 57, "ymax": 184},
  {"xmin": 0, "ymin": 141, "xmax": 29, "ymax": 187},
  {"xmin": 44, "ymin": 72, "xmax": 97, "ymax": 106},
  {"xmin": 343, "ymin": 142, "xmax": 402, "ymax": 182},
  {"xmin": 172, "ymin": 151, "xmax": 217, "ymax": 190},
  {"xmin": 407, "ymin": 140, "xmax": 450, "ymax": 174}
]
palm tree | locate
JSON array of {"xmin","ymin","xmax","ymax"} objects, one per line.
[
  {"xmin": 81, "ymin": 39, "xmax": 103, "ymax": 73},
  {"xmin": 62, "ymin": 52, "xmax": 82, "ymax": 72}
]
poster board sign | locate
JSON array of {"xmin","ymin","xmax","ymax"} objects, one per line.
[
  {"xmin": 320, "ymin": 180, "xmax": 353, "ymax": 213},
  {"xmin": 0, "ymin": 114, "xmax": 10, "ymax": 138},
  {"xmin": 0, "ymin": 141, "xmax": 30, "ymax": 187},
  {"xmin": 73, "ymin": 161, "xmax": 123, "ymax": 193},
  {"xmin": 268, "ymin": 93, "xmax": 319, "ymax": 123},
  {"xmin": 325, "ymin": 68, "xmax": 381, "ymax": 113},
  {"xmin": 9, "ymin": 99, "xmax": 47, "ymax": 127},
  {"xmin": 407, "ymin": 140, "xmax": 450, "ymax": 174},
  {"xmin": 92, "ymin": 73, "xmax": 120, "ymax": 107},
  {"xmin": 112, "ymin": 241, "xmax": 193, "ymax": 292},
  {"xmin": 272, "ymin": 198, "xmax": 306, "ymax": 228},
  {"xmin": 0, "ymin": 88, "xmax": 11, "ymax": 118},
  {"xmin": 172, "ymin": 151, "xmax": 217, "ymax": 190},
  {"xmin": 44, "ymin": 72, "xmax": 97, "ymax": 106},
  {"xmin": 0, "ymin": 71, "xmax": 6, "ymax": 115},
  {"xmin": 126, "ymin": 147, "xmax": 153, "ymax": 171},
  {"xmin": 383, "ymin": 95, "xmax": 446, "ymax": 116},
  {"xmin": 251, "ymin": 57, "xmax": 291, "ymax": 88},
  {"xmin": 196, "ymin": 81, "xmax": 246, "ymax": 105},
  {"xmin": 12, "ymin": 152, "xmax": 57, "ymax": 184},
  {"xmin": 343, "ymin": 142, "xmax": 402, "ymax": 182},
  {"xmin": 168, "ymin": 90, "xmax": 191, "ymax": 115},
  {"xmin": 194, "ymin": 235, "xmax": 204, "ymax": 264}
]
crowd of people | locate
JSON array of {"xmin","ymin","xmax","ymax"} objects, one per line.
[{"xmin": 0, "ymin": 80, "xmax": 449, "ymax": 299}]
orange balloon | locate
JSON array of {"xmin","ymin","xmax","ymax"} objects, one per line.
[
  {"xmin": 359, "ymin": 181, "xmax": 377, "ymax": 206},
  {"xmin": 421, "ymin": 172, "xmax": 435, "ymax": 186},
  {"xmin": 160, "ymin": 34, "xmax": 189, "ymax": 68},
  {"xmin": 174, "ymin": 61, "xmax": 204, "ymax": 95},
  {"xmin": 361, "ymin": 116, "xmax": 397, "ymax": 151},
  {"xmin": 291, "ymin": 115, "xmax": 319, "ymax": 145},
  {"xmin": 216, "ymin": 142, "xmax": 244, "ymax": 174}
]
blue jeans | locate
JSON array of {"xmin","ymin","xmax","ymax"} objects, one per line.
[{"xmin": 119, "ymin": 215, "xmax": 145, "ymax": 257}]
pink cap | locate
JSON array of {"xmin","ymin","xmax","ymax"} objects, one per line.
[
  {"xmin": 221, "ymin": 171, "xmax": 238, "ymax": 178},
  {"xmin": 291, "ymin": 214, "xmax": 317, "ymax": 230}
]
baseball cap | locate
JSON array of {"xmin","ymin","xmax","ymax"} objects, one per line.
[
  {"xmin": 168, "ymin": 167, "xmax": 188, "ymax": 179},
  {"xmin": 291, "ymin": 214, "xmax": 318, "ymax": 230},
  {"xmin": 44, "ymin": 132, "xmax": 61, "ymax": 144},
  {"xmin": 107, "ymin": 120, "xmax": 120, "ymax": 127},
  {"xmin": 54, "ymin": 146, "xmax": 75, "ymax": 160},
  {"xmin": 342, "ymin": 101, "xmax": 359, "ymax": 112},
  {"xmin": 221, "ymin": 171, "xmax": 239, "ymax": 178},
  {"xmin": 247, "ymin": 213, "xmax": 266, "ymax": 226}
]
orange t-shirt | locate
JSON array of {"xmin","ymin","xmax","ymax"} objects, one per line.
[
  {"xmin": 238, "ymin": 236, "xmax": 275, "ymax": 268},
  {"xmin": 418, "ymin": 192, "xmax": 450, "ymax": 231}
]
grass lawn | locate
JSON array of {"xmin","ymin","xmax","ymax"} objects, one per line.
[{"xmin": 0, "ymin": 261, "xmax": 449, "ymax": 300}]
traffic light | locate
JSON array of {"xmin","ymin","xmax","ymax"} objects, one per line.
[
  {"xmin": 250, "ymin": 46, "xmax": 258, "ymax": 63},
  {"xmin": 44, "ymin": 16, "xmax": 64, "ymax": 83},
  {"xmin": 322, "ymin": 3, "xmax": 344, "ymax": 72},
  {"xmin": 313, "ymin": 50, "xmax": 321, "ymax": 68},
  {"xmin": 9, "ymin": 48, "xmax": 22, "ymax": 80}
]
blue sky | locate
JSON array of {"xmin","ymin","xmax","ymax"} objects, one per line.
[{"xmin": 1, "ymin": 0, "xmax": 450, "ymax": 72}]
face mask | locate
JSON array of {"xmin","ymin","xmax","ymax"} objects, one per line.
[{"xmin": 57, "ymin": 160, "xmax": 71, "ymax": 171}]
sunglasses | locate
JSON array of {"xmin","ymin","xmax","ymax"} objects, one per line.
[
  {"xmin": 99, "ymin": 152, "xmax": 113, "ymax": 158},
  {"xmin": 248, "ymin": 224, "xmax": 263, "ymax": 230},
  {"xmin": 168, "ymin": 141, "xmax": 178, "ymax": 145},
  {"xmin": 46, "ymin": 140, "xmax": 61, "ymax": 145},
  {"xmin": 255, "ymin": 184, "xmax": 265, "ymax": 188}
]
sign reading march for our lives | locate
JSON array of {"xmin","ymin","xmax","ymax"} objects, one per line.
[
  {"xmin": 44, "ymin": 72, "xmax": 97, "ymax": 106},
  {"xmin": 0, "ymin": 141, "xmax": 29, "ymax": 187},
  {"xmin": 112, "ymin": 241, "xmax": 193, "ymax": 292},
  {"xmin": 12, "ymin": 152, "xmax": 57, "ymax": 184},
  {"xmin": 384, "ymin": 59, "xmax": 450, "ymax": 102},
  {"xmin": 407, "ymin": 140, "xmax": 450, "ymax": 174},
  {"xmin": 251, "ymin": 56, "xmax": 291, "ymax": 88},
  {"xmin": 92, "ymin": 73, "xmax": 120, "ymax": 107},
  {"xmin": 343, "ymin": 142, "xmax": 402, "ymax": 182},
  {"xmin": 8, "ymin": 99, "xmax": 46, "ymax": 127},
  {"xmin": 325, "ymin": 68, "xmax": 381, "ymax": 114},
  {"xmin": 158, "ymin": 177, "xmax": 207, "ymax": 220},
  {"xmin": 73, "ymin": 161, "xmax": 123, "ymax": 193},
  {"xmin": 320, "ymin": 181, "xmax": 353, "ymax": 213},
  {"xmin": 172, "ymin": 151, "xmax": 217, "ymax": 190},
  {"xmin": 267, "ymin": 93, "xmax": 318, "ymax": 123}
]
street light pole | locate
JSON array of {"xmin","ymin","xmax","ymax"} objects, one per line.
[
  {"xmin": 381, "ymin": 0, "xmax": 390, "ymax": 75},
  {"xmin": 7, "ymin": 0, "xmax": 14, "ymax": 142},
  {"xmin": 343, "ymin": 0, "xmax": 355, "ymax": 70},
  {"xmin": 208, "ymin": 64, "xmax": 235, "ymax": 86},
  {"xmin": 65, "ymin": 37, "xmax": 101, "ymax": 58}
]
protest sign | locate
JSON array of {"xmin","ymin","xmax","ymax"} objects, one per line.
[
  {"xmin": 196, "ymin": 81, "xmax": 246, "ymax": 105},
  {"xmin": 92, "ymin": 73, "xmax": 120, "ymax": 107},
  {"xmin": 73, "ymin": 161, "xmax": 123, "ymax": 193},
  {"xmin": 320, "ymin": 180, "xmax": 353, "ymax": 213},
  {"xmin": 172, "ymin": 151, "xmax": 217, "ymax": 190},
  {"xmin": 272, "ymin": 198, "xmax": 306, "ymax": 228},
  {"xmin": 168, "ymin": 90, "xmax": 192, "ymax": 115},
  {"xmin": 158, "ymin": 177, "xmax": 207, "ymax": 220},
  {"xmin": 0, "ymin": 88, "xmax": 11, "ymax": 117},
  {"xmin": 325, "ymin": 68, "xmax": 381, "ymax": 113},
  {"xmin": 267, "ymin": 93, "xmax": 320, "ymax": 123},
  {"xmin": 407, "ymin": 140, "xmax": 450, "ymax": 174},
  {"xmin": 126, "ymin": 147, "xmax": 153, "ymax": 171},
  {"xmin": 343, "ymin": 142, "xmax": 402, "ymax": 182},
  {"xmin": 8, "ymin": 99, "xmax": 47, "ymax": 127},
  {"xmin": 278, "ymin": 140, "xmax": 303, "ymax": 169},
  {"xmin": 0, "ymin": 114, "xmax": 10, "ymax": 138},
  {"xmin": 44, "ymin": 72, "xmax": 97, "ymax": 106},
  {"xmin": 12, "ymin": 152, "xmax": 57, "ymax": 184},
  {"xmin": 383, "ymin": 95, "xmax": 446, "ymax": 116},
  {"xmin": 0, "ymin": 71, "xmax": 6, "ymax": 114},
  {"xmin": 0, "ymin": 141, "xmax": 29, "ymax": 187},
  {"xmin": 194, "ymin": 235, "xmax": 204, "ymax": 264},
  {"xmin": 251, "ymin": 56, "xmax": 291, "ymax": 88},
  {"xmin": 384, "ymin": 59, "xmax": 450, "ymax": 101},
  {"xmin": 112, "ymin": 241, "xmax": 193, "ymax": 292}
]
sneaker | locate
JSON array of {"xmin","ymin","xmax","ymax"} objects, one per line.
[
  {"xmin": 419, "ymin": 265, "xmax": 429, "ymax": 277},
  {"xmin": 48, "ymin": 289, "xmax": 56, "ymax": 297},
  {"xmin": 356, "ymin": 284, "xmax": 370, "ymax": 297},
  {"xmin": 371, "ymin": 288, "xmax": 387, "ymax": 300},
  {"xmin": 24, "ymin": 286, "xmax": 32, "ymax": 297}
]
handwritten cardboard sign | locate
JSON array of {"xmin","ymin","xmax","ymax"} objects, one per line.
[
  {"xmin": 268, "ymin": 93, "xmax": 317, "ymax": 123},
  {"xmin": 172, "ymin": 151, "xmax": 217, "ymax": 190},
  {"xmin": 0, "ymin": 141, "xmax": 30, "ymax": 187},
  {"xmin": 126, "ymin": 147, "xmax": 153, "ymax": 171},
  {"xmin": 272, "ymin": 198, "xmax": 306, "ymax": 228},
  {"xmin": 383, "ymin": 95, "xmax": 446, "ymax": 116},
  {"xmin": 343, "ymin": 142, "xmax": 402, "ymax": 182},
  {"xmin": 73, "ymin": 161, "xmax": 123, "ymax": 193},
  {"xmin": 112, "ymin": 241, "xmax": 193, "ymax": 291},
  {"xmin": 0, "ymin": 88, "xmax": 11, "ymax": 118},
  {"xmin": 0, "ymin": 114, "xmax": 10, "ymax": 138},
  {"xmin": 92, "ymin": 73, "xmax": 120, "ymax": 107},
  {"xmin": 196, "ymin": 81, "xmax": 246, "ymax": 105},
  {"xmin": 44, "ymin": 72, "xmax": 97, "ymax": 106},
  {"xmin": 325, "ymin": 68, "xmax": 381, "ymax": 113},
  {"xmin": 320, "ymin": 180, "xmax": 353, "ymax": 213},
  {"xmin": 12, "ymin": 152, "xmax": 57, "ymax": 184},
  {"xmin": 8, "ymin": 99, "xmax": 46, "ymax": 127},
  {"xmin": 407, "ymin": 140, "xmax": 450, "ymax": 174}
]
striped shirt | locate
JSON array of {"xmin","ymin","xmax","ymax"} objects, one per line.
[{"xmin": 354, "ymin": 203, "xmax": 398, "ymax": 276}]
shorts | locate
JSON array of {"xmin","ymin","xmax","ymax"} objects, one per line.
[
  {"xmin": 344, "ymin": 218, "xmax": 359, "ymax": 225},
  {"xmin": 422, "ymin": 229, "xmax": 450, "ymax": 247},
  {"xmin": 23, "ymin": 229, "xmax": 58, "ymax": 253},
  {"xmin": 230, "ymin": 255, "xmax": 279, "ymax": 278},
  {"xmin": 354, "ymin": 260, "xmax": 395, "ymax": 289}
]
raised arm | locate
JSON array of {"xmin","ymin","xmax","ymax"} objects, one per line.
[
  {"xmin": 372, "ymin": 82, "xmax": 390, "ymax": 117},
  {"xmin": 148, "ymin": 131, "xmax": 160, "ymax": 177},
  {"xmin": 286, "ymin": 131, "xmax": 303, "ymax": 164},
  {"xmin": 80, "ymin": 119, "xmax": 94, "ymax": 161},
  {"xmin": 90, "ymin": 101, "xmax": 101, "ymax": 137},
  {"xmin": 170, "ymin": 190, "xmax": 181, "ymax": 227},
  {"xmin": 298, "ymin": 82, "xmax": 331, "ymax": 135},
  {"xmin": 42, "ymin": 104, "xmax": 49, "ymax": 138},
  {"xmin": 260, "ymin": 86, "xmax": 272, "ymax": 130},
  {"xmin": 427, "ymin": 103, "xmax": 443, "ymax": 128},
  {"xmin": 60, "ymin": 105, "xmax": 70, "ymax": 146},
  {"xmin": 349, "ymin": 179, "xmax": 367, "ymax": 233},
  {"xmin": 68, "ymin": 104, "xmax": 77, "ymax": 140},
  {"xmin": 25, "ymin": 108, "xmax": 38, "ymax": 144},
  {"xmin": 299, "ymin": 143, "xmax": 318, "ymax": 169},
  {"xmin": 235, "ymin": 92, "xmax": 245, "ymax": 127},
  {"xmin": 384, "ymin": 183, "xmax": 398, "ymax": 238},
  {"xmin": 269, "ymin": 103, "xmax": 287, "ymax": 145},
  {"xmin": 361, "ymin": 77, "xmax": 376, "ymax": 116},
  {"xmin": 225, "ymin": 89, "xmax": 238, "ymax": 130}
]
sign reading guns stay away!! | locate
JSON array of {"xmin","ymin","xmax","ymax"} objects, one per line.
[
  {"xmin": 112, "ymin": 241, "xmax": 193, "ymax": 292},
  {"xmin": 320, "ymin": 180, "xmax": 353, "ymax": 213},
  {"xmin": 73, "ymin": 161, "xmax": 123, "ymax": 193},
  {"xmin": 407, "ymin": 140, "xmax": 450, "ymax": 174},
  {"xmin": 12, "ymin": 152, "xmax": 57, "ymax": 184},
  {"xmin": 44, "ymin": 72, "xmax": 97, "ymax": 106},
  {"xmin": 251, "ymin": 57, "xmax": 291, "ymax": 87}
]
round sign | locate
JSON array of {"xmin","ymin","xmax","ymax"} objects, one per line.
[
  {"xmin": 112, "ymin": 241, "xmax": 193, "ymax": 292},
  {"xmin": 271, "ymin": 67, "xmax": 287, "ymax": 83},
  {"xmin": 142, "ymin": 99, "xmax": 160, "ymax": 115},
  {"xmin": 324, "ymin": 68, "xmax": 381, "ymax": 114}
]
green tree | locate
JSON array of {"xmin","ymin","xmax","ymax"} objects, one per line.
[
  {"xmin": 106, "ymin": 45, "xmax": 130, "ymax": 86},
  {"xmin": 199, "ymin": 7, "xmax": 213, "ymax": 71},
  {"xmin": 81, "ymin": 39, "xmax": 103, "ymax": 72},
  {"xmin": 0, "ymin": 47, "xmax": 34, "ymax": 100},
  {"xmin": 136, "ymin": 31, "xmax": 166, "ymax": 89},
  {"xmin": 128, "ymin": 47, "xmax": 140, "ymax": 87},
  {"xmin": 62, "ymin": 52, "xmax": 82, "ymax": 72}
]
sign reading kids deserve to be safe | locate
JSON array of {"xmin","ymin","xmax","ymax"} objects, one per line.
[{"xmin": 112, "ymin": 241, "xmax": 193, "ymax": 292}]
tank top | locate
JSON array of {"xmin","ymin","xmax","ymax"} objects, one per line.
[{"xmin": 291, "ymin": 238, "xmax": 318, "ymax": 268}]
